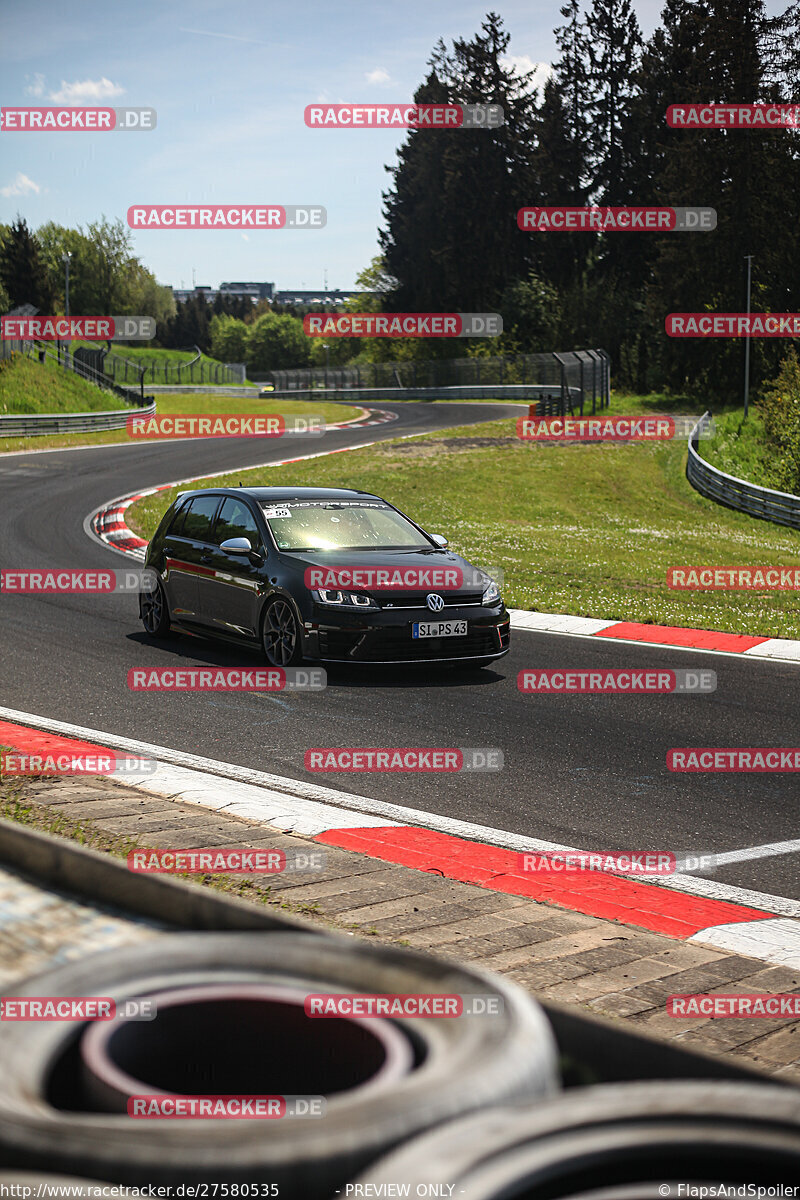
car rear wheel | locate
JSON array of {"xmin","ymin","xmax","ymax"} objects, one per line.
[
  {"xmin": 262, "ymin": 597, "xmax": 304, "ymax": 667},
  {"xmin": 140, "ymin": 578, "xmax": 171, "ymax": 638}
]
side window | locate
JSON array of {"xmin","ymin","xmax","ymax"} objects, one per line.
[
  {"xmin": 180, "ymin": 495, "xmax": 222, "ymax": 543},
  {"xmin": 167, "ymin": 500, "xmax": 190, "ymax": 536},
  {"xmin": 212, "ymin": 497, "xmax": 262, "ymax": 550}
]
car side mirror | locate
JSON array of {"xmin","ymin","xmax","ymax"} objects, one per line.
[
  {"xmin": 220, "ymin": 538, "xmax": 264, "ymax": 564},
  {"xmin": 430, "ymin": 533, "xmax": 449, "ymax": 548}
]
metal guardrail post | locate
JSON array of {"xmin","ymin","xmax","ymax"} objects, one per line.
[
  {"xmin": 552, "ymin": 353, "xmax": 569, "ymax": 415},
  {"xmin": 598, "ymin": 350, "xmax": 611, "ymax": 407}
]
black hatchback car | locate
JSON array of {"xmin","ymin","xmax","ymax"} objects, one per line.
[{"xmin": 140, "ymin": 486, "xmax": 510, "ymax": 667}]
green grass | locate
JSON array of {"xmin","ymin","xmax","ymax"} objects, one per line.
[
  {"xmin": 607, "ymin": 389, "xmax": 698, "ymax": 414},
  {"xmin": 0, "ymin": 390, "xmax": 364, "ymax": 454},
  {"xmin": 697, "ymin": 407, "xmax": 789, "ymax": 492},
  {"xmin": 0, "ymin": 353, "xmax": 127, "ymax": 415},
  {"xmin": 127, "ymin": 414, "xmax": 800, "ymax": 639}
]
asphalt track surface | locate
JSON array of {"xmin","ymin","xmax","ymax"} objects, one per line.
[{"xmin": 0, "ymin": 401, "xmax": 798, "ymax": 903}]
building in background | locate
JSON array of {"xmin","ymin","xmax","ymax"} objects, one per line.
[
  {"xmin": 171, "ymin": 281, "xmax": 275, "ymax": 305},
  {"xmin": 170, "ymin": 283, "xmax": 367, "ymax": 307}
]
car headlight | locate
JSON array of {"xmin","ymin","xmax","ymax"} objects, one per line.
[
  {"xmin": 312, "ymin": 589, "xmax": 379, "ymax": 610},
  {"xmin": 482, "ymin": 579, "xmax": 502, "ymax": 606}
]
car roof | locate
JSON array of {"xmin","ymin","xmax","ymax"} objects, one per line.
[{"xmin": 176, "ymin": 486, "xmax": 383, "ymax": 503}]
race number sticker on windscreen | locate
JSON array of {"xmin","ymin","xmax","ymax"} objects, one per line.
[{"xmin": 263, "ymin": 508, "xmax": 292, "ymax": 518}]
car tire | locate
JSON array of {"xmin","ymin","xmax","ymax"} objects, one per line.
[
  {"xmin": 140, "ymin": 577, "xmax": 171, "ymax": 638},
  {"xmin": 261, "ymin": 597, "xmax": 304, "ymax": 667},
  {"xmin": 351, "ymin": 1080, "xmax": 800, "ymax": 1196},
  {"xmin": 0, "ymin": 932, "xmax": 559, "ymax": 1191}
]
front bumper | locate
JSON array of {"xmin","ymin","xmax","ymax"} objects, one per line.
[{"xmin": 304, "ymin": 604, "xmax": 511, "ymax": 664}]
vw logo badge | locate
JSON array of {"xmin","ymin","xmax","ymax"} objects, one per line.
[{"xmin": 426, "ymin": 593, "xmax": 445, "ymax": 612}]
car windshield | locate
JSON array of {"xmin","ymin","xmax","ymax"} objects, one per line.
[{"xmin": 259, "ymin": 500, "xmax": 432, "ymax": 551}]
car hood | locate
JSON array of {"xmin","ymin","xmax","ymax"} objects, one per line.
[{"xmin": 281, "ymin": 548, "xmax": 490, "ymax": 593}]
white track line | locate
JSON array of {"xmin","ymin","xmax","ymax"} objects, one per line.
[{"xmin": 2, "ymin": 705, "xmax": 800, "ymax": 923}]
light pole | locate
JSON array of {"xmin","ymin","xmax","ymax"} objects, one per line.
[
  {"xmin": 321, "ymin": 341, "xmax": 329, "ymax": 391},
  {"xmin": 62, "ymin": 252, "xmax": 72, "ymax": 369},
  {"xmin": 743, "ymin": 255, "xmax": 753, "ymax": 420}
]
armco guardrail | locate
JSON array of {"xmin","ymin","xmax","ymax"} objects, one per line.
[
  {"xmin": 687, "ymin": 411, "xmax": 800, "ymax": 531},
  {"xmin": 0, "ymin": 399, "xmax": 155, "ymax": 437}
]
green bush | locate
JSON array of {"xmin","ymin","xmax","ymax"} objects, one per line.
[{"xmin": 759, "ymin": 349, "xmax": 800, "ymax": 494}]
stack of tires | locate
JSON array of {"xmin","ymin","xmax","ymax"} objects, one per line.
[
  {"xmin": 0, "ymin": 931, "xmax": 797, "ymax": 1196},
  {"xmin": 0, "ymin": 932, "xmax": 557, "ymax": 1194}
]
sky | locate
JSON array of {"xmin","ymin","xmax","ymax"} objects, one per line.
[{"xmin": 0, "ymin": 0, "xmax": 786, "ymax": 293}]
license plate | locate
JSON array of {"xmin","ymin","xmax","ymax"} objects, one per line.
[{"xmin": 412, "ymin": 620, "xmax": 468, "ymax": 639}]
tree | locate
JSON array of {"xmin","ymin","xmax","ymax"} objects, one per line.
[
  {"xmin": 81, "ymin": 218, "xmax": 135, "ymax": 313},
  {"xmin": 122, "ymin": 264, "xmax": 176, "ymax": 334},
  {"xmin": 209, "ymin": 313, "xmax": 249, "ymax": 362},
  {"xmin": 380, "ymin": 14, "xmax": 539, "ymax": 318},
  {"xmin": 245, "ymin": 313, "xmax": 309, "ymax": 371},
  {"xmin": 498, "ymin": 271, "xmax": 562, "ymax": 353},
  {"xmin": 584, "ymin": 0, "xmax": 643, "ymax": 204},
  {"xmin": 0, "ymin": 217, "xmax": 53, "ymax": 311},
  {"xmin": 642, "ymin": 0, "xmax": 800, "ymax": 399}
]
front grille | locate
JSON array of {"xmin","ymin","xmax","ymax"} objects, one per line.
[{"xmin": 378, "ymin": 591, "xmax": 484, "ymax": 611}]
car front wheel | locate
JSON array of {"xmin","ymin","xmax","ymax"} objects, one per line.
[{"xmin": 262, "ymin": 597, "xmax": 304, "ymax": 667}]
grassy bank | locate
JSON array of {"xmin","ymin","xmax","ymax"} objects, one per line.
[
  {"xmin": 0, "ymin": 353, "xmax": 127, "ymax": 416},
  {"xmin": 698, "ymin": 407, "xmax": 789, "ymax": 493}
]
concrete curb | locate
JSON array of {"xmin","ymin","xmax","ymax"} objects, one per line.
[{"xmin": 2, "ymin": 712, "xmax": 799, "ymax": 975}]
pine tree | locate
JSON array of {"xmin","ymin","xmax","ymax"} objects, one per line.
[
  {"xmin": 584, "ymin": 0, "xmax": 643, "ymax": 204},
  {"xmin": 643, "ymin": 0, "xmax": 800, "ymax": 398},
  {"xmin": 380, "ymin": 13, "xmax": 539, "ymax": 328},
  {"xmin": 0, "ymin": 217, "xmax": 53, "ymax": 311}
]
